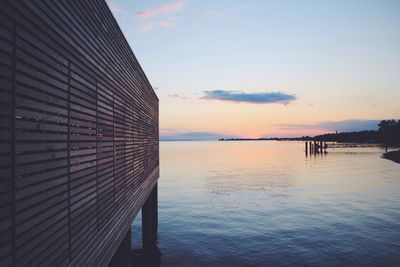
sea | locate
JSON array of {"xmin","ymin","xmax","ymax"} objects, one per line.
[{"xmin": 132, "ymin": 141, "xmax": 400, "ymax": 266}]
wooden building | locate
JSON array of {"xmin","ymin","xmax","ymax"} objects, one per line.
[{"xmin": 0, "ymin": 1, "xmax": 159, "ymax": 266}]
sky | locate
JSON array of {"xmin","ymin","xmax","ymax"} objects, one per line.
[{"xmin": 107, "ymin": 0, "xmax": 400, "ymax": 140}]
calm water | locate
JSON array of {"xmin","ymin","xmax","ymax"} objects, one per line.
[{"xmin": 133, "ymin": 141, "xmax": 400, "ymax": 266}]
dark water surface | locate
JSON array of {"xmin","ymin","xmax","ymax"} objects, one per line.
[{"xmin": 133, "ymin": 141, "xmax": 400, "ymax": 266}]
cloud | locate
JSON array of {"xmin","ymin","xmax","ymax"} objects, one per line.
[
  {"xmin": 204, "ymin": 4, "xmax": 248, "ymax": 21},
  {"xmin": 201, "ymin": 90, "xmax": 296, "ymax": 104},
  {"xmin": 137, "ymin": 0, "xmax": 184, "ymax": 20},
  {"xmin": 160, "ymin": 131, "xmax": 226, "ymax": 141},
  {"xmin": 141, "ymin": 24, "xmax": 154, "ymax": 32},
  {"xmin": 107, "ymin": 1, "xmax": 128, "ymax": 15},
  {"xmin": 141, "ymin": 19, "xmax": 177, "ymax": 32},
  {"xmin": 204, "ymin": 10, "xmax": 225, "ymax": 17},
  {"xmin": 169, "ymin": 94, "xmax": 188, "ymax": 99},
  {"xmin": 159, "ymin": 20, "xmax": 175, "ymax": 28},
  {"xmin": 277, "ymin": 119, "xmax": 380, "ymax": 132}
]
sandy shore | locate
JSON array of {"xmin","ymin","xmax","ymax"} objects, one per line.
[{"xmin": 383, "ymin": 150, "xmax": 400, "ymax": 164}]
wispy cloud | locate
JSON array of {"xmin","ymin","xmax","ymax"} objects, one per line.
[
  {"xmin": 137, "ymin": 0, "xmax": 184, "ymax": 20},
  {"xmin": 201, "ymin": 90, "xmax": 296, "ymax": 104},
  {"xmin": 159, "ymin": 20, "xmax": 175, "ymax": 28},
  {"xmin": 203, "ymin": 4, "xmax": 248, "ymax": 21},
  {"xmin": 137, "ymin": 1, "xmax": 183, "ymax": 32},
  {"xmin": 169, "ymin": 94, "xmax": 188, "ymax": 99},
  {"xmin": 141, "ymin": 19, "xmax": 177, "ymax": 32},
  {"xmin": 107, "ymin": 1, "xmax": 128, "ymax": 15},
  {"xmin": 141, "ymin": 24, "xmax": 154, "ymax": 32},
  {"xmin": 204, "ymin": 10, "xmax": 225, "ymax": 17},
  {"xmin": 277, "ymin": 120, "xmax": 380, "ymax": 132},
  {"xmin": 306, "ymin": 103, "xmax": 315, "ymax": 108}
]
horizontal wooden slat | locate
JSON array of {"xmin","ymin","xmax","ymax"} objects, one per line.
[{"xmin": 1, "ymin": 0, "xmax": 159, "ymax": 266}]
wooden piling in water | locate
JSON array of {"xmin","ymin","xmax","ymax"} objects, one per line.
[
  {"xmin": 305, "ymin": 141, "xmax": 329, "ymax": 155},
  {"xmin": 305, "ymin": 142, "xmax": 308, "ymax": 155}
]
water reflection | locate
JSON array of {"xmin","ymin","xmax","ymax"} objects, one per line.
[{"xmin": 136, "ymin": 141, "xmax": 400, "ymax": 266}]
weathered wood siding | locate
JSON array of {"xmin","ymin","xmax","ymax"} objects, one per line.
[{"xmin": 0, "ymin": 1, "xmax": 159, "ymax": 266}]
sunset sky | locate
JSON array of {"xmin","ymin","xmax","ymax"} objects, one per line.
[{"xmin": 108, "ymin": 0, "xmax": 400, "ymax": 139}]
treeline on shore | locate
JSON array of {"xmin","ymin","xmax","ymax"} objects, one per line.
[
  {"xmin": 220, "ymin": 120, "xmax": 400, "ymax": 145},
  {"xmin": 313, "ymin": 130, "xmax": 377, "ymax": 143},
  {"xmin": 314, "ymin": 120, "xmax": 400, "ymax": 145}
]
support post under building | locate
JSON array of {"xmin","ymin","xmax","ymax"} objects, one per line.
[
  {"xmin": 142, "ymin": 184, "xmax": 158, "ymax": 252},
  {"xmin": 108, "ymin": 230, "xmax": 132, "ymax": 267}
]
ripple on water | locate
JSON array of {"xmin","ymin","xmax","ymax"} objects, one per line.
[{"xmin": 133, "ymin": 141, "xmax": 400, "ymax": 266}]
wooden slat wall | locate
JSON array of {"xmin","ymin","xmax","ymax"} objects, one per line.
[{"xmin": 0, "ymin": 1, "xmax": 159, "ymax": 266}]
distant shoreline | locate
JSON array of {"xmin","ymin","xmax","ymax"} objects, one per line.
[
  {"xmin": 219, "ymin": 130, "xmax": 379, "ymax": 143},
  {"xmin": 382, "ymin": 150, "xmax": 400, "ymax": 164},
  {"xmin": 219, "ymin": 137, "xmax": 312, "ymax": 141}
]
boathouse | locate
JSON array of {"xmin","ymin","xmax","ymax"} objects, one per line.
[{"xmin": 0, "ymin": 1, "xmax": 159, "ymax": 266}]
